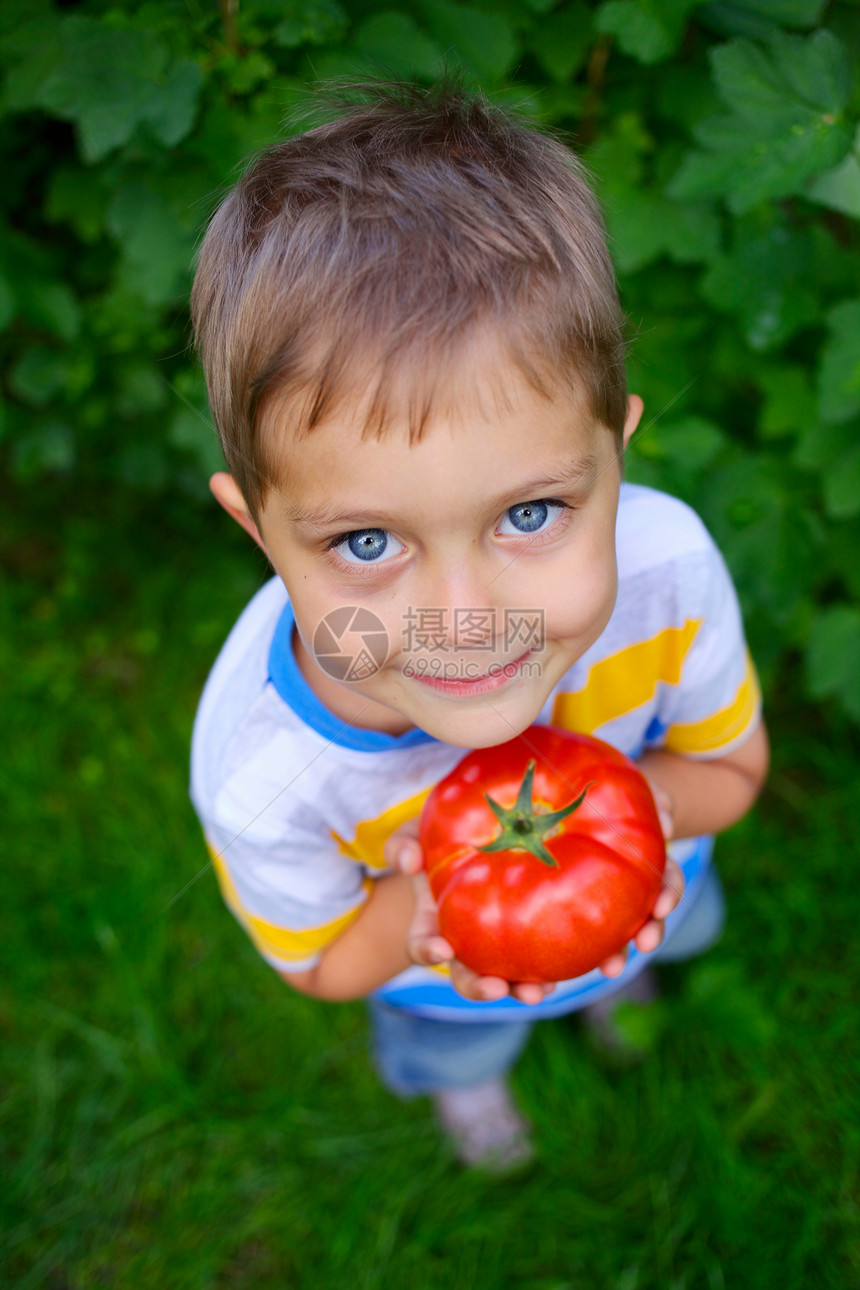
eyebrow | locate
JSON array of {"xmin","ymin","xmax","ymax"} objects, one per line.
[{"xmin": 290, "ymin": 451, "xmax": 601, "ymax": 531}]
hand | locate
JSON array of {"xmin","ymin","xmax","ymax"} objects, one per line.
[
  {"xmin": 383, "ymin": 820, "xmax": 556, "ymax": 1006},
  {"xmin": 597, "ymin": 777, "xmax": 684, "ymax": 978}
]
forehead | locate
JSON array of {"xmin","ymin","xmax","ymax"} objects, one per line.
[
  {"xmin": 261, "ymin": 323, "xmax": 590, "ymax": 458},
  {"xmin": 259, "ymin": 344, "xmax": 615, "ymax": 528}
]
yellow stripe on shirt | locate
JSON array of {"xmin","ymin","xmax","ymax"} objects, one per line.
[
  {"xmin": 664, "ymin": 650, "xmax": 761, "ymax": 755},
  {"xmin": 552, "ymin": 619, "xmax": 702, "ymax": 734},
  {"xmin": 331, "ymin": 787, "xmax": 432, "ymax": 870},
  {"xmin": 206, "ymin": 842, "xmax": 370, "ymax": 962}
]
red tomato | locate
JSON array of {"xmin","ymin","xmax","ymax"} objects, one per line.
[{"xmin": 419, "ymin": 725, "xmax": 666, "ymax": 983}]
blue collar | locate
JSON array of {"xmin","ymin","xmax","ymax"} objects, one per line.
[{"xmin": 268, "ymin": 601, "xmax": 436, "ymax": 752}]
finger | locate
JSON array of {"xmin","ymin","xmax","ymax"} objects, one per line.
[
  {"xmin": 405, "ymin": 873, "xmax": 455, "ymax": 965},
  {"xmin": 652, "ymin": 858, "xmax": 684, "ymax": 919},
  {"xmin": 407, "ymin": 911, "xmax": 454, "ymax": 963},
  {"xmin": 409, "ymin": 933, "xmax": 456, "ymax": 967},
  {"xmin": 598, "ymin": 949, "xmax": 628, "ymax": 978},
  {"xmin": 450, "ymin": 960, "xmax": 509, "ymax": 1002},
  {"xmin": 386, "ymin": 835, "xmax": 423, "ymax": 875},
  {"xmin": 643, "ymin": 778, "xmax": 674, "ymax": 840},
  {"xmin": 512, "ymin": 981, "xmax": 553, "ymax": 1005},
  {"xmin": 382, "ymin": 819, "xmax": 422, "ymax": 874},
  {"xmin": 656, "ymin": 806, "xmax": 674, "ymax": 840},
  {"xmin": 634, "ymin": 919, "xmax": 664, "ymax": 953}
]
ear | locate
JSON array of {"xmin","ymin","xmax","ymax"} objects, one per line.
[
  {"xmin": 209, "ymin": 472, "xmax": 268, "ymax": 554},
  {"xmin": 622, "ymin": 395, "xmax": 644, "ymax": 450}
]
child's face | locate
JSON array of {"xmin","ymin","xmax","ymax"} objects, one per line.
[{"xmin": 214, "ymin": 348, "xmax": 642, "ymax": 749}]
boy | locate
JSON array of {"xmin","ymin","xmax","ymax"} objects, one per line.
[{"xmin": 189, "ymin": 83, "xmax": 769, "ymax": 1172}]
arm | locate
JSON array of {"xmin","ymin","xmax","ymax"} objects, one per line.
[
  {"xmin": 282, "ymin": 722, "xmax": 770, "ymax": 1005},
  {"xmin": 594, "ymin": 718, "xmax": 769, "ymax": 975},
  {"xmin": 637, "ymin": 717, "xmax": 770, "ymax": 842},
  {"xmin": 282, "ymin": 872, "xmax": 417, "ymax": 1002},
  {"xmin": 281, "ymin": 859, "xmax": 552, "ymax": 1005}
]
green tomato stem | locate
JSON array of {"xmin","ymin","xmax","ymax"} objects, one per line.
[{"xmin": 479, "ymin": 760, "xmax": 592, "ymax": 868}]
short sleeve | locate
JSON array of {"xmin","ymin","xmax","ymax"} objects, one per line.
[
  {"xmin": 201, "ymin": 772, "xmax": 371, "ymax": 975},
  {"xmin": 659, "ymin": 543, "xmax": 762, "ymax": 760}
]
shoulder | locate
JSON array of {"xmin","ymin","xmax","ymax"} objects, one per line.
[
  {"xmin": 190, "ymin": 576, "xmax": 290, "ymax": 815},
  {"xmin": 615, "ymin": 483, "xmax": 720, "ymax": 580},
  {"xmin": 597, "ymin": 483, "xmax": 740, "ymax": 661},
  {"xmin": 193, "ymin": 575, "xmax": 287, "ymax": 731}
]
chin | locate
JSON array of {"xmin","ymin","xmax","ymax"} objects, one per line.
[{"xmin": 418, "ymin": 695, "xmax": 546, "ymax": 750}]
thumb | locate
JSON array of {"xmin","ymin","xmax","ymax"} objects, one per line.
[{"xmin": 382, "ymin": 817, "xmax": 423, "ymax": 875}]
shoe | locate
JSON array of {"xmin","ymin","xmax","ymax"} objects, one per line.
[
  {"xmin": 580, "ymin": 966, "xmax": 660, "ymax": 1062},
  {"xmin": 434, "ymin": 1077, "xmax": 535, "ymax": 1174}
]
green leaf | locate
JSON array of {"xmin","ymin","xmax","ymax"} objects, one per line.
[
  {"xmin": 595, "ymin": 0, "xmax": 700, "ymax": 64},
  {"xmin": 806, "ymin": 605, "xmax": 860, "ymax": 720},
  {"xmin": 818, "ymin": 300, "xmax": 860, "ymax": 426},
  {"xmin": 8, "ymin": 16, "xmax": 202, "ymax": 162},
  {"xmin": 700, "ymin": 454, "xmax": 820, "ymax": 622},
  {"xmin": 822, "ymin": 442, "xmax": 860, "ymax": 520},
  {"xmin": 10, "ymin": 420, "xmax": 76, "ymax": 480},
  {"xmin": 22, "ymin": 282, "xmax": 81, "ymax": 342},
  {"xmin": 792, "ymin": 419, "xmax": 856, "ymax": 471},
  {"xmin": 757, "ymin": 366, "xmax": 816, "ymax": 439},
  {"xmin": 44, "ymin": 167, "xmax": 108, "ymax": 243},
  {"xmin": 669, "ymin": 30, "xmax": 855, "ymax": 212},
  {"xmin": 819, "ymin": 519, "xmax": 860, "ymax": 602},
  {"xmin": 0, "ymin": 16, "xmax": 64, "ymax": 113},
  {"xmin": 768, "ymin": 28, "xmax": 855, "ymax": 116},
  {"xmin": 107, "ymin": 181, "xmax": 194, "ymax": 307},
  {"xmin": 602, "ymin": 189, "xmax": 719, "ymax": 274},
  {"xmin": 168, "ymin": 409, "xmax": 225, "ymax": 477},
  {"xmin": 631, "ymin": 415, "xmax": 728, "ymax": 498},
  {"xmin": 590, "ymin": 114, "xmax": 718, "ymax": 272},
  {"xmin": 655, "ymin": 65, "xmax": 723, "ymax": 130},
  {"xmin": 700, "ymin": 222, "xmax": 818, "ymax": 350},
  {"xmin": 528, "ymin": 2, "xmax": 593, "ymax": 83},
  {"xmin": 662, "ymin": 200, "xmax": 722, "ymax": 264},
  {"xmin": 421, "ymin": 1, "xmax": 518, "ymax": 80},
  {"xmin": 808, "ymin": 128, "xmax": 860, "ymax": 220},
  {"xmin": 648, "ymin": 416, "xmax": 727, "ymax": 469},
  {"xmin": 0, "ymin": 232, "xmax": 83, "ymax": 340},
  {"xmin": 8, "ymin": 346, "xmax": 68, "ymax": 406},
  {"xmin": 699, "ymin": 1, "xmax": 825, "ymax": 40},
  {"xmin": 274, "ymin": 0, "xmax": 348, "ymax": 48},
  {"xmin": 144, "ymin": 58, "xmax": 203, "ymax": 149},
  {"xmin": 37, "ymin": 18, "xmax": 167, "ymax": 162},
  {"xmin": 115, "ymin": 366, "xmax": 169, "ymax": 419},
  {"xmin": 117, "ymin": 442, "xmax": 169, "ymax": 492},
  {"xmin": 354, "ymin": 13, "xmax": 443, "ymax": 79},
  {"xmin": 0, "ymin": 271, "xmax": 15, "ymax": 331},
  {"xmin": 711, "ymin": 31, "xmax": 848, "ymax": 122},
  {"xmin": 218, "ymin": 51, "xmax": 277, "ymax": 97}
]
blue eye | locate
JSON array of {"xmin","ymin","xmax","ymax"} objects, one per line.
[
  {"xmin": 498, "ymin": 499, "xmax": 568, "ymax": 537},
  {"xmin": 330, "ymin": 529, "xmax": 404, "ymax": 565}
]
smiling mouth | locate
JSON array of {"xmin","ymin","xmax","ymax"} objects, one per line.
[{"xmin": 407, "ymin": 648, "xmax": 536, "ymax": 696}]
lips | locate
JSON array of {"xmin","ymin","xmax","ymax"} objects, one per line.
[{"xmin": 408, "ymin": 648, "xmax": 535, "ymax": 697}]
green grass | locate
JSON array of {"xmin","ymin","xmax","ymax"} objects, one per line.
[{"xmin": 2, "ymin": 485, "xmax": 858, "ymax": 1289}]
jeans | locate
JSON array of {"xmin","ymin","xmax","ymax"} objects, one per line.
[{"xmin": 369, "ymin": 863, "xmax": 726, "ymax": 1096}]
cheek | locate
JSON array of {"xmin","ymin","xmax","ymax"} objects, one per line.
[
  {"xmin": 538, "ymin": 544, "xmax": 618, "ymax": 642},
  {"xmin": 277, "ymin": 575, "xmax": 336, "ymax": 650}
]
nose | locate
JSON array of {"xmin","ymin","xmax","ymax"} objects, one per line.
[{"xmin": 407, "ymin": 558, "xmax": 500, "ymax": 651}]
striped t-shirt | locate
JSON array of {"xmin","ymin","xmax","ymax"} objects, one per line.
[{"xmin": 190, "ymin": 483, "xmax": 761, "ymax": 1020}]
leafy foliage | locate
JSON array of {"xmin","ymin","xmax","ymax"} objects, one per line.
[{"xmin": 1, "ymin": 0, "xmax": 859, "ymax": 720}]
